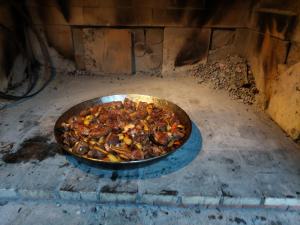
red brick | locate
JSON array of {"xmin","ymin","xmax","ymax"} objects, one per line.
[
  {"xmin": 132, "ymin": 0, "xmax": 170, "ymax": 8},
  {"xmin": 43, "ymin": 25, "xmax": 74, "ymax": 59},
  {"xmin": 83, "ymin": 7, "xmax": 152, "ymax": 26},
  {"xmin": 72, "ymin": 28, "xmax": 85, "ymax": 69},
  {"xmin": 28, "ymin": 5, "xmax": 84, "ymax": 25},
  {"xmin": 0, "ymin": 5, "xmax": 14, "ymax": 27},
  {"xmin": 251, "ymin": 8, "xmax": 297, "ymax": 40},
  {"xmin": 287, "ymin": 42, "xmax": 300, "ymax": 66},
  {"xmin": 133, "ymin": 28, "xmax": 163, "ymax": 73},
  {"xmin": 146, "ymin": 29, "xmax": 163, "ymax": 45},
  {"xmin": 82, "ymin": 28, "xmax": 132, "ymax": 74},
  {"xmin": 72, "ymin": 28, "xmax": 85, "ymax": 70},
  {"xmin": 152, "ymin": 8, "xmax": 197, "ymax": 26},
  {"xmin": 132, "ymin": 0, "xmax": 205, "ymax": 8},
  {"xmin": 211, "ymin": 29, "xmax": 236, "ymax": 50},
  {"xmin": 152, "ymin": 8, "xmax": 247, "ymax": 27},
  {"xmin": 26, "ymin": 0, "xmax": 59, "ymax": 6},
  {"xmin": 83, "ymin": 7, "xmax": 115, "ymax": 25}
]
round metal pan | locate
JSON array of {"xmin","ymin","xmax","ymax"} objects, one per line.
[{"xmin": 54, "ymin": 94, "xmax": 192, "ymax": 167}]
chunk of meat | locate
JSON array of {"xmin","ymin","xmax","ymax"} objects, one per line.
[
  {"xmin": 87, "ymin": 150, "xmax": 105, "ymax": 159},
  {"xmin": 110, "ymin": 101, "xmax": 123, "ymax": 109},
  {"xmin": 73, "ymin": 141, "xmax": 89, "ymax": 155},
  {"xmin": 124, "ymin": 98, "xmax": 136, "ymax": 110},
  {"xmin": 131, "ymin": 149, "xmax": 144, "ymax": 160},
  {"xmin": 136, "ymin": 110, "xmax": 148, "ymax": 119},
  {"xmin": 105, "ymin": 133, "xmax": 120, "ymax": 145},
  {"xmin": 137, "ymin": 102, "xmax": 148, "ymax": 111},
  {"xmin": 153, "ymin": 131, "xmax": 170, "ymax": 146},
  {"xmin": 79, "ymin": 109, "xmax": 90, "ymax": 117},
  {"xmin": 62, "ymin": 132, "xmax": 78, "ymax": 146},
  {"xmin": 172, "ymin": 129, "xmax": 185, "ymax": 140},
  {"xmin": 154, "ymin": 120, "xmax": 168, "ymax": 131},
  {"xmin": 98, "ymin": 110, "xmax": 110, "ymax": 123},
  {"xmin": 89, "ymin": 126, "xmax": 111, "ymax": 138},
  {"xmin": 151, "ymin": 146, "xmax": 166, "ymax": 156},
  {"xmin": 78, "ymin": 126, "xmax": 90, "ymax": 136}
]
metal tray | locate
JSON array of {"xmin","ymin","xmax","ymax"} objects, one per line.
[{"xmin": 54, "ymin": 94, "xmax": 192, "ymax": 167}]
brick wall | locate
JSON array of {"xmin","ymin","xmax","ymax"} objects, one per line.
[
  {"xmin": 26, "ymin": 0, "xmax": 252, "ymax": 27},
  {"xmin": 23, "ymin": 0, "xmax": 256, "ymax": 74},
  {"xmin": 234, "ymin": 0, "xmax": 300, "ymax": 140}
]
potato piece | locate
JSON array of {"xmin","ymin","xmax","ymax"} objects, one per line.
[
  {"xmin": 89, "ymin": 140, "xmax": 97, "ymax": 145},
  {"xmin": 118, "ymin": 134, "xmax": 124, "ymax": 140},
  {"xmin": 84, "ymin": 115, "xmax": 93, "ymax": 125},
  {"xmin": 135, "ymin": 143, "xmax": 142, "ymax": 150},
  {"xmin": 167, "ymin": 140, "xmax": 174, "ymax": 147},
  {"xmin": 107, "ymin": 154, "xmax": 120, "ymax": 162},
  {"xmin": 98, "ymin": 136, "xmax": 104, "ymax": 144},
  {"xmin": 124, "ymin": 136, "xmax": 132, "ymax": 145},
  {"xmin": 93, "ymin": 145, "xmax": 108, "ymax": 155},
  {"xmin": 123, "ymin": 123, "xmax": 135, "ymax": 132},
  {"xmin": 141, "ymin": 120, "xmax": 149, "ymax": 131},
  {"xmin": 167, "ymin": 124, "xmax": 171, "ymax": 131}
]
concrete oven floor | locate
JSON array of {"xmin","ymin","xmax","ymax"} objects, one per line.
[{"xmin": 1, "ymin": 73, "xmax": 300, "ymax": 224}]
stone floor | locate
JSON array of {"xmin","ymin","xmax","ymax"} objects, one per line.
[
  {"xmin": 1, "ymin": 200, "xmax": 300, "ymax": 225},
  {"xmin": 0, "ymin": 73, "xmax": 300, "ymax": 224}
]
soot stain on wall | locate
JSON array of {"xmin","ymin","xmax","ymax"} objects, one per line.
[
  {"xmin": 175, "ymin": 31, "xmax": 208, "ymax": 67},
  {"xmin": 189, "ymin": 0, "xmax": 255, "ymax": 27},
  {"xmin": 257, "ymin": 11, "xmax": 296, "ymax": 39}
]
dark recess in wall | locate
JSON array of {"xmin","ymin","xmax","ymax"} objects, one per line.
[
  {"xmin": 57, "ymin": 0, "xmax": 70, "ymax": 22},
  {"xmin": 0, "ymin": 1, "xmax": 27, "ymax": 75},
  {"xmin": 175, "ymin": 31, "xmax": 208, "ymax": 67}
]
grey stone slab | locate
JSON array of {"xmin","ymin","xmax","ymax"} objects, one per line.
[
  {"xmin": 0, "ymin": 163, "xmax": 34, "ymax": 190},
  {"xmin": 2, "ymin": 198, "xmax": 300, "ymax": 225},
  {"xmin": 239, "ymin": 150, "xmax": 277, "ymax": 169},
  {"xmin": 17, "ymin": 161, "xmax": 69, "ymax": 194},
  {"xmin": 57, "ymin": 165, "xmax": 105, "ymax": 202},
  {"xmin": 15, "ymin": 203, "xmax": 90, "ymax": 225},
  {"xmin": 137, "ymin": 149, "xmax": 262, "ymax": 198},
  {"xmin": 59, "ymin": 166, "xmax": 99, "ymax": 201},
  {"xmin": 140, "ymin": 194, "xmax": 179, "ymax": 206},
  {"xmin": 100, "ymin": 193, "xmax": 137, "ymax": 204},
  {"xmin": 99, "ymin": 179, "xmax": 138, "ymax": 194},
  {"xmin": 79, "ymin": 191, "xmax": 98, "ymax": 201},
  {"xmin": 0, "ymin": 202, "xmax": 33, "ymax": 225},
  {"xmin": 0, "ymin": 188, "xmax": 18, "ymax": 199},
  {"xmin": 254, "ymin": 172, "xmax": 300, "ymax": 198},
  {"xmin": 265, "ymin": 197, "xmax": 300, "ymax": 207},
  {"xmin": 222, "ymin": 197, "xmax": 261, "ymax": 206},
  {"xmin": 18, "ymin": 189, "xmax": 56, "ymax": 200},
  {"xmin": 58, "ymin": 190, "xmax": 81, "ymax": 201},
  {"xmin": 181, "ymin": 196, "xmax": 220, "ymax": 206}
]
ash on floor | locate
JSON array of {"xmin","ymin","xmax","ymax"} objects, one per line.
[{"xmin": 193, "ymin": 55, "xmax": 258, "ymax": 105}]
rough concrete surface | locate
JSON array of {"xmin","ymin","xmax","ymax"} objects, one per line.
[
  {"xmin": 1, "ymin": 200, "xmax": 300, "ymax": 225},
  {"xmin": 0, "ymin": 73, "xmax": 300, "ymax": 223}
]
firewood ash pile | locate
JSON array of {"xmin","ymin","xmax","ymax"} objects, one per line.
[{"xmin": 193, "ymin": 55, "xmax": 258, "ymax": 105}]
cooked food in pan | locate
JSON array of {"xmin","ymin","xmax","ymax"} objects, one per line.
[{"xmin": 60, "ymin": 98, "xmax": 186, "ymax": 162}]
